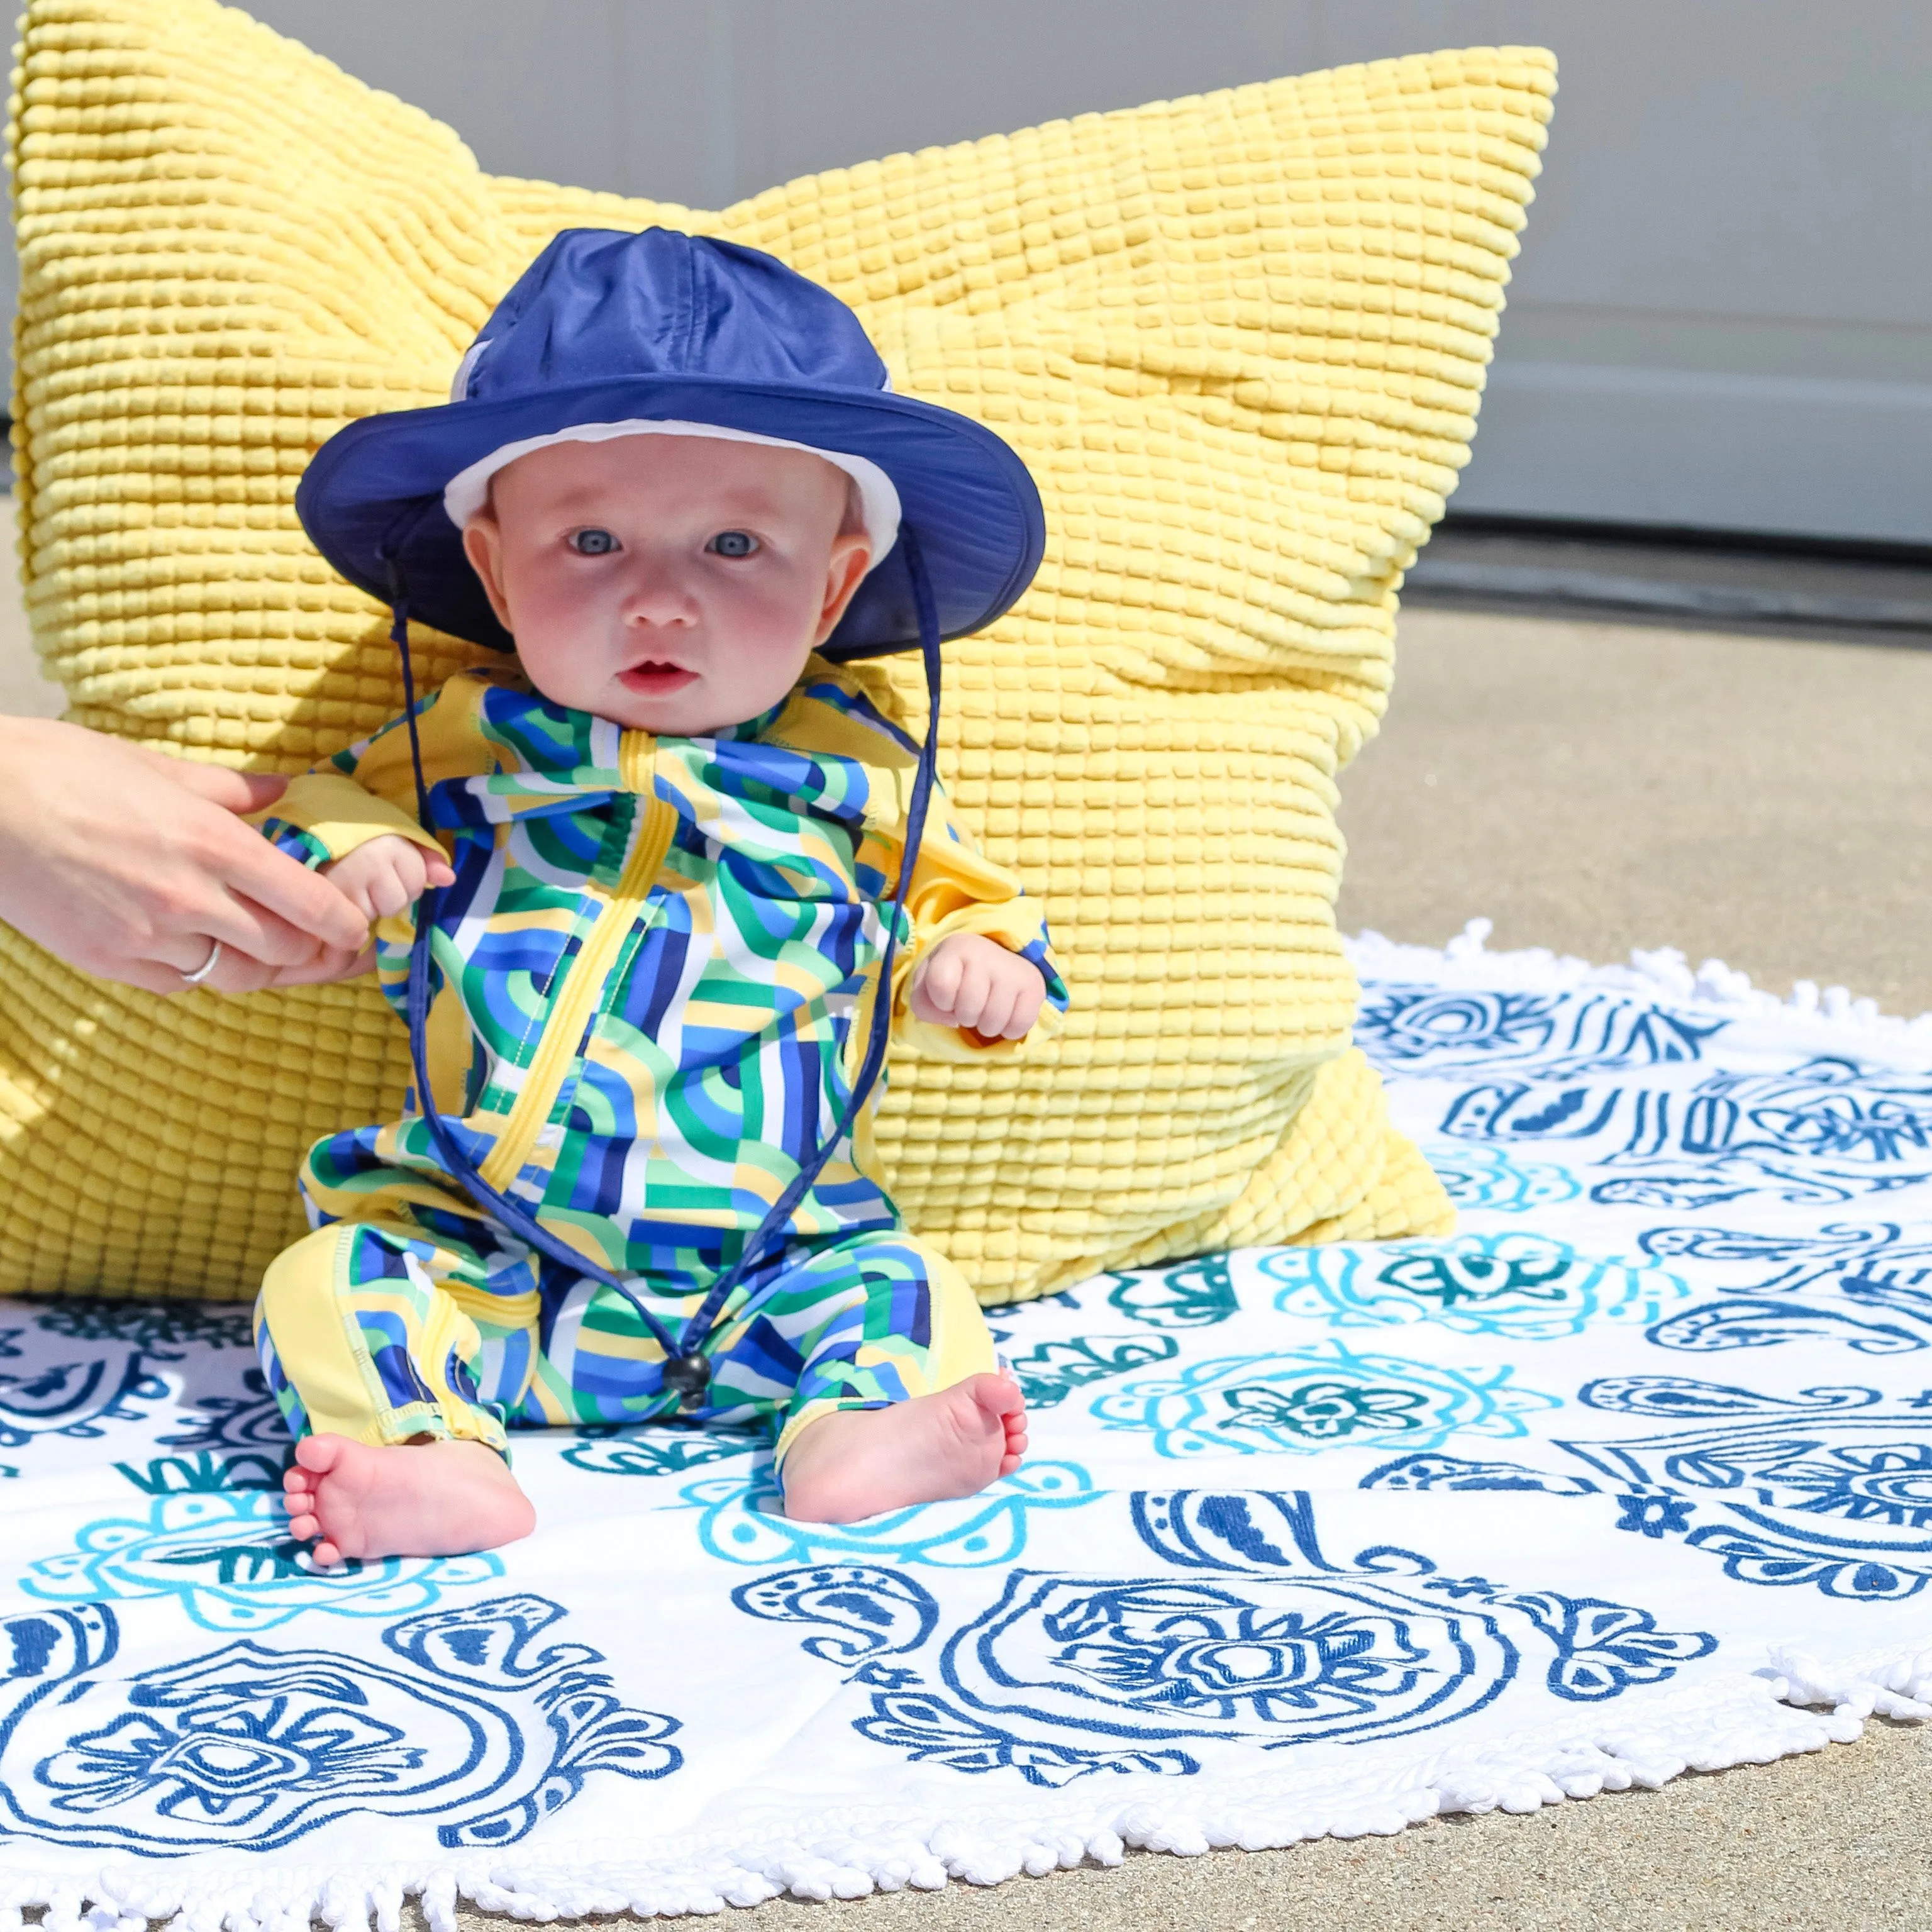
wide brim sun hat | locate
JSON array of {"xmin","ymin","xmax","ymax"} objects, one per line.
[{"xmin": 294, "ymin": 226, "xmax": 1046, "ymax": 660}]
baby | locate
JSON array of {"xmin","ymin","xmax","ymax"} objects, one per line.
[{"xmin": 253, "ymin": 229, "xmax": 1064, "ymax": 1564}]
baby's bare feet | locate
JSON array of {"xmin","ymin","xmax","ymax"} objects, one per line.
[
  {"xmin": 282, "ymin": 1433, "xmax": 535, "ymax": 1565},
  {"xmin": 781, "ymin": 1373, "xmax": 1027, "ymax": 1523}
]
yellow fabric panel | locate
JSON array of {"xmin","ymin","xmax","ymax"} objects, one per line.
[
  {"xmin": 257, "ymin": 771, "xmax": 445, "ymax": 865},
  {"xmin": 0, "ymin": 0, "xmax": 1552, "ymax": 1299}
]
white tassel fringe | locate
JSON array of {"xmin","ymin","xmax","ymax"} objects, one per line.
[{"xmin": 1346, "ymin": 917, "xmax": 1932, "ymax": 1048}]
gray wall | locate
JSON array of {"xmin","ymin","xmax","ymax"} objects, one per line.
[{"xmin": 30, "ymin": 2, "xmax": 1932, "ymax": 543}]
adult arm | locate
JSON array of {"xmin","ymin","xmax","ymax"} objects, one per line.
[{"xmin": 0, "ymin": 716, "xmax": 372, "ymax": 996}]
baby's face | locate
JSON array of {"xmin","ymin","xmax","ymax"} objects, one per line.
[{"xmin": 462, "ymin": 434, "xmax": 871, "ymax": 735}]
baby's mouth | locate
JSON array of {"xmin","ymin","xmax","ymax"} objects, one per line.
[{"xmin": 618, "ymin": 660, "xmax": 699, "ymax": 696}]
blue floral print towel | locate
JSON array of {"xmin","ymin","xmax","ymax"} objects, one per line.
[{"xmin": 1, "ymin": 923, "xmax": 1928, "ymax": 1924}]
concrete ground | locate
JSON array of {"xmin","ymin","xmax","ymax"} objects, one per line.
[
  {"xmin": 5, "ymin": 511, "xmax": 1931, "ymax": 1923},
  {"xmin": 1338, "ymin": 604, "xmax": 1932, "ymax": 1017}
]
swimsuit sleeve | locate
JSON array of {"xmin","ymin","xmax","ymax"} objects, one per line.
[
  {"xmin": 884, "ymin": 780, "xmax": 1069, "ymax": 1063},
  {"xmin": 250, "ymin": 674, "xmax": 489, "ymax": 869}
]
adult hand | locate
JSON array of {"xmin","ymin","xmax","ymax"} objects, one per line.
[{"xmin": 0, "ymin": 716, "xmax": 372, "ymax": 996}]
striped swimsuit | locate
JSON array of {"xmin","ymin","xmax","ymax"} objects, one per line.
[{"xmin": 252, "ymin": 658, "xmax": 1066, "ymax": 1469}]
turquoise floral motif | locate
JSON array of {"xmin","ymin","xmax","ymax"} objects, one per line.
[
  {"xmin": 681, "ymin": 1460, "xmax": 1100, "ymax": 1568},
  {"xmin": 1261, "ymin": 1233, "xmax": 1691, "ymax": 1341},
  {"xmin": 1106, "ymin": 1257, "xmax": 1239, "ymax": 1329},
  {"xmin": 1091, "ymin": 1342, "xmax": 1561, "ymax": 1459},
  {"xmin": 1423, "ymin": 1145, "xmax": 1582, "ymax": 1214},
  {"xmin": 21, "ymin": 1457, "xmax": 501, "ymax": 1629}
]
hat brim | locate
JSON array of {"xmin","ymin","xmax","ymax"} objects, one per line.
[{"xmin": 294, "ymin": 375, "xmax": 1045, "ymax": 660}]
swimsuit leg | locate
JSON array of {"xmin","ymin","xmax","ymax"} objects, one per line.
[
  {"xmin": 699, "ymin": 1230, "xmax": 996, "ymax": 1473},
  {"xmin": 515, "ymin": 1267, "xmax": 708, "ymax": 1428},
  {"xmin": 253, "ymin": 1218, "xmax": 541, "ymax": 1453},
  {"xmin": 491, "ymin": 1234, "xmax": 992, "ymax": 1462}
]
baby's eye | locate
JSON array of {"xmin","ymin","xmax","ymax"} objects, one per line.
[
  {"xmin": 569, "ymin": 528, "xmax": 619, "ymax": 556},
  {"xmin": 706, "ymin": 530, "xmax": 760, "ymax": 558}
]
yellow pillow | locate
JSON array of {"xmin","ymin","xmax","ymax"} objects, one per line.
[{"xmin": 1, "ymin": 0, "xmax": 1553, "ymax": 1301}]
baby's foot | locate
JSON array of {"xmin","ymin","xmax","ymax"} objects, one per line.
[
  {"xmin": 282, "ymin": 1433, "xmax": 535, "ymax": 1565},
  {"xmin": 781, "ymin": 1373, "xmax": 1028, "ymax": 1523}
]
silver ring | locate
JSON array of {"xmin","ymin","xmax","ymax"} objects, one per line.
[{"xmin": 179, "ymin": 938, "xmax": 223, "ymax": 986}]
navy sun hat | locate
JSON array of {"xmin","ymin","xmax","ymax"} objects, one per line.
[{"xmin": 294, "ymin": 226, "xmax": 1046, "ymax": 660}]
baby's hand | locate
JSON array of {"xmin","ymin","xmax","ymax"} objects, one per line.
[
  {"xmin": 321, "ymin": 835, "xmax": 455, "ymax": 923},
  {"xmin": 908, "ymin": 933, "xmax": 1046, "ymax": 1041}
]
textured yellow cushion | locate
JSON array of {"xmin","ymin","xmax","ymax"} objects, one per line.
[{"xmin": 1, "ymin": 0, "xmax": 1553, "ymax": 1301}]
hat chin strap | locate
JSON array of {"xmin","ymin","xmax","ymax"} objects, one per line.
[{"xmin": 386, "ymin": 535, "xmax": 945, "ymax": 1406}]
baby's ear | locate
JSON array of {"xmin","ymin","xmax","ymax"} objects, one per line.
[
  {"xmin": 813, "ymin": 530, "xmax": 872, "ymax": 646},
  {"xmin": 462, "ymin": 516, "xmax": 515, "ymax": 631}
]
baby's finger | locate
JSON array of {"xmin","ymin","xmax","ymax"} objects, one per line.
[
  {"xmin": 367, "ymin": 865, "xmax": 412, "ymax": 920},
  {"xmin": 1001, "ymin": 974, "xmax": 1045, "ymax": 1038},
  {"xmin": 920, "ymin": 945, "xmax": 963, "ymax": 1012},
  {"xmin": 950, "ymin": 955, "xmax": 991, "ymax": 1030},
  {"xmin": 392, "ymin": 845, "xmax": 430, "ymax": 896},
  {"xmin": 270, "ymin": 942, "xmax": 377, "ymax": 987},
  {"xmin": 975, "ymin": 977, "xmax": 1018, "ymax": 1040},
  {"xmin": 425, "ymin": 853, "xmax": 456, "ymax": 887}
]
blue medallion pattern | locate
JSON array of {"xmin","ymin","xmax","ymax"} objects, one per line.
[
  {"xmin": 1555, "ymin": 1407, "xmax": 1932, "ymax": 1599},
  {"xmin": 1434, "ymin": 1058, "xmax": 1932, "ymax": 1209},
  {"xmin": 1355, "ymin": 986, "xmax": 1724, "ymax": 1077},
  {"xmin": 1634, "ymin": 1223, "xmax": 1932, "ymax": 1357},
  {"xmin": 0, "ymin": 1594, "xmax": 677, "ymax": 1852},
  {"xmin": 730, "ymin": 1489, "xmax": 1714, "ymax": 1784},
  {"xmin": 0, "ymin": 1301, "xmax": 254, "ymax": 1466}
]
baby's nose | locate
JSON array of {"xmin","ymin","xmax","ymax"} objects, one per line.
[{"xmin": 620, "ymin": 567, "xmax": 700, "ymax": 625}]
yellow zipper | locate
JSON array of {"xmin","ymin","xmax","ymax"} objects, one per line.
[{"xmin": 478, "ymin": 748, "xmax": 676, "ymax": 1194}]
